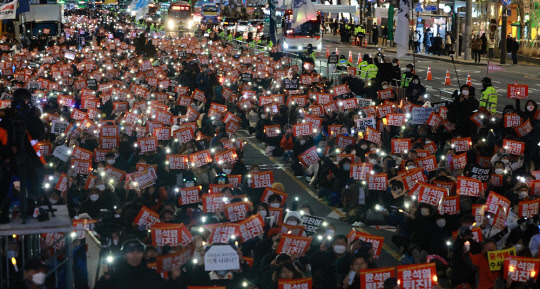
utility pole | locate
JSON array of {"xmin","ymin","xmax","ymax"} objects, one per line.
[
  {"xmin": 500, "ymin": 5, "xmax": 507, "ymax": 64},
  {"xmin": 463, "ymin": 0, "xmax": 472, "ymax": 60}
]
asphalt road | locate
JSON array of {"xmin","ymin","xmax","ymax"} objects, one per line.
[{"xmin": 316, "ymin": 35, "xmax": 540, "ymax": 113}]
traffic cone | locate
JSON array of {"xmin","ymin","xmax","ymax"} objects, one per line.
[
  {"xmin": 326, "ymin": 47, "xmax": 329, "ymax": 58},
  {"xmin": 363, "ymin": 37, "xmax": 368, "ymax": 46},
  {"xmin": 357, "ymin": 52, "xmax": 362, "ymax": 65},
  {"xmin": 336, "ymin": 47, "xmax": 339, "ymax": 55},
  {"xmin": 466, "ymin": 73, "xmax": 472, "ymax": 86},
  {"xmin": 444, "ymin": 70, "xmax": 451, "ymax": 85},
  {"xmin": 348, "ymin": 51, "xmax": 353, "ymax": 63},
  {"xmin": 426, "ymin": 66, "xmax": 432, "ymax": 81}
]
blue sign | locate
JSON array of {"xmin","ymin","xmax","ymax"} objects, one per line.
[
  {"xmin": 502, "ymin": 0, "xmax": 511, "ymax": 5},
  {"xmin": 415, "ymin": 3, "xmax": 423, "ymax": 12},
  {"xmin": 424, "ymin": 5, "xmax": 437, "ymax": 11}
]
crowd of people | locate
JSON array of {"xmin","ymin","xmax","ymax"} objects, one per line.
[{"xmin": 0, "ymin": 5, "xmax": 539, "ymax": 289}]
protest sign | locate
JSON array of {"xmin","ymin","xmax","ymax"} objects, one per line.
[{"xmin": 204, "ymin": 245, "xmax": 240, "ymax": 271}]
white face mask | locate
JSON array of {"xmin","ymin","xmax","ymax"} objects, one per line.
[
  {"xmin": 223, "ymin": 169, "xmax": 232, "ymax": 175},
  {"xmin": 258, "ymin": 210, "xmax": 267, "ymax": 218},
  {"xmin": 382, "ymin": 85, "xmax": 388, "ymax": 89},
  {"xmin": 185, "ymin": 182, "xmax": 195, "ymax": 187},
  {"xmin": 107, "ymin": 159, "xmax": 115, "ymax": 165},
  {"xmin": 270, "ymin": 202, "xmax": 280, "ymax": 208},
  {"xmin": 420, "ymin": 208, "xmax": 430, "ymax": 216},
  {"xmin": 360, "ymin": 145, "xmax": 368, "ymax": 150},
  {"xmin": 89, "ymin": 194, "xmax": 99, "ymax": 202},
  {"xmin": 97, "ymin": 184, "xmax": 105, "ymax": 191},
  {"xmin": 495, "ymin": 168, "xmax": 504, "ymax": 175},
  {"xmin": 436, "ymin": 219, "xmax": 446, "ymax": 228},
  {"xmin": 462, "ymin": 90, "xmax": 469, "ymax": 96},
  {"xmin": 286, "ymin": 220, "xmax": 298, "ymax": 226},
  {"xmin": 407, "ymin": 165, "xmax": 416, "ymax": 170},
  {"xmin": 527, "ymin": 105, "xmax": 535, "ymax": 111},
  {"xmin": 299, "ymin": 140, "xmax": 306, "ymax": 145},
  {"xmin": 369, "ymin": 159, "xmax": 378, "ymax": 165},
  {"xmin": 333, "ymin": 245, "xmax": 346, "ymax": 254},
  {"xmin": 32, "ymin": 272, "xmax": 46, "ymax": 285},
  {"xmin": 261, "ymin": 114, "xmax": 266, "ymax": 119},
  {"xmin": 425, "ymin": 140, "xmax": 432, "ymax": 144},
  {"xmin": 49, "ymin": 198, "xmax": 58, "ymax": 205},
  {"xmin": 97, "ymin": 167, "xmax": 105, "ymax": 173},
  {"xmin": 519, "ymin": 191, "xmax": 529, "ymax": 199}
]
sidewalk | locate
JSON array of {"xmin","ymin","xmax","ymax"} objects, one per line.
[{"xmin": 322, "ymin": 34, "xmax": 540, "ymax": 66}]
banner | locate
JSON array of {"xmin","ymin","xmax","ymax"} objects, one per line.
[
  {"xmin": 298, "ymin": 146, "xmax": 320, "ymax": 166},
  {"xmin": 207, "ymin": 223, "xmax": 238, "ymax": 244},
  {"xmin": 133, "ymin": 206, "xmax": 160, "ymax": 228},
  {"xmin": 156, "ymin": 245, "xmax": 194, "ymax": 273},
  {"xmin": 487, "ymin": 247, "xmax": 516, "ymax": 271},
  {"xmin": 238, "ymin": 214, "xmax": 265, "ymax": 242},
  {"xmin": 397, "ymin": 263, "xmax": 437, "ymax": 288},
  {"xmin": 457, "ymin": 176, "xmax": 484, "ymax": 197},
  {"xmin": 151, "ymin": 223, "xmax": 193, "ymax": 247},
  {"xmin": 0, "ymin": 0, "xmax": 18, "ymax": 21},
  {"xmin": 204, "ymin": 245, "xmax": 240, "ymax": 271},
  {"xmin": 276, "ymin": 234, "xmax": 312, "ymax": 256},
  {"xmin": 223, "ymin": 201, "xmax": 250, "ymax": 222},
  {"xmin": 503, "ymin": 256, "xmax": 540, "ymax": 282},
  {"xmin": 301, "ymin": 214, "xmax": 324, "ymax": 235},
  {"xmin": 518, "ymin": 199, "xmax": 540, "ymax": 218},
  {"xmin": 278, "ymin": 278, "xmax": 312, "ymax": 289},
  {"xmin": 395, "ymin": 0, "xmax": 409, "ymax": 58},
  {"xmin": 360, "ymin": 267, "xmax": 395, "ymax": 289},
  {"xmin": 347, "ymin": 230, "xmax": 384, "ymax": 258},
  {"xmin": 251, "ymin": 171, "xmax": 274, "ymax": 188},
  {"xmin": 178, "ymin": 186, "xmax": 202, "ymax": 206}
]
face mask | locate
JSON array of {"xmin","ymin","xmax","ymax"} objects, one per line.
[
  {"xmin": 32, "ymin": 272, "xmax": 46, "ymax": 285},
  {"xmin": 98, "ymin": 167, "xmax": 105, "ymax": 173},
  {"xmin": 286, "ymin": 220, "xmax": 298, "ymax": 226},
  {"xmin": 89, "ymin": 194, "xmax": 99, "ymax": 202},
  {"xmin": 270, "ymin": 203, "xmax": 280, "ymax": 208},
  {"xmin": 406, "ymin": 68, "xmax": 411, "ymax": 72},
  {"xmin": 97, "ymin": 184, "xmax": 105, "ymax": 191},
  {"xmin": 527, "ymin": 105, "xmax": 535, "ymax": 111},
  {"xmin": 436, "ymin": 219, "xmax": 446, "ymax": 228},
  {"xmin": 413, "ymin": 80, "xmax": 419, "ymax": 84},
  {"xmin": 420, "ymin": 208, "xmax": 430, "ymax": 216},
  {"xmin": 407, "ymin": 165, "xmax": 416, "ymax": 169},
  {"xmin": 343, "ymin": 164, "xmax": 351, "ymax": 171},
  {"xmin": 502, "ymin": 159, "xmax": 510, "ymax": 164},
  {"xmin": 392, "ymin": 63, "xmax": 397, "ymax": 66},
  {"xmin": 495, "ymin": 168, "xmax": 504, "ymax": 175},
  {"xmin": 261, "ymin": 115, "xmax": 266, "ymax": 119},
  {"xmin": 515, "ymin": 244, "xmax": 524, "ymax": 251},
  {"xmin": 300, "ymin": 140, "xmax": 306, "ymax": 145},
  {"xmin": 49, "ymin": 198, "xmax": 58, "ymax": 205},
  {"xmin": 360, "ymin": 145, "xmax": 368, "ymax": 150},
  {"xmin": 519, "ymin": 191, "xmax": 529, "ymax": 199},
  {"xmin": 223, "ymin": 169, "xmax": 232, "ymax": 175},
  {"xmin": 325, "ymin": 229, "xmax": 335, "ymax": 237},
  {"xmin": 107, "ymin": 159, "xmax": 115, "ymax": 165},
  {"xmin": 185, "ymin": 182, "xmax": 194, "ymax": 187},
  {"xmin": 333, "ymin": 245, "xmax": 347, "ymax": 254},
  {"xmin": 369, "ymin": 159, "xmax": 378, "ymax": 165},
  {"xmin": 462, "ymin": 90, "xmax": 469, "ymax": 96},
  {"xmin": 7, "ymin": 250, "xmax": 16, "ymax": 259},
  {"xmin": 258, "ymin": 210, "xmax": 267, "ymax": 218},
  {"xmin": 382, "ymin": 85, "xmax": 388, "ymax": 89}
]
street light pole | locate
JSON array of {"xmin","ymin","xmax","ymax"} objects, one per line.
[
  {"xmin": 463, "ymin": 0, "xmax": 472, "ymax": 60},
  {"xmin": 500, "ymin": 5, "xmax": 507, "ymax": 64}
]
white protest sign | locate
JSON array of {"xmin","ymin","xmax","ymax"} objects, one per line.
[
  {"xmin": 411, "ymin": 107, "xmax": 435, "ymax": 125},
  {"xmin": 53, "ymin": 145, "xmax": 70, "ymax": 162},
  {"xmin": 355, "ymin": 116, "xmax": 376, "ymax": 132},
  {"xmin": 51, "ymin": 120, "xmax": 69, "ymax": 134},
  {"xmin": 204, "ymin": 245, "xmax": 240, "ymax": 271}
]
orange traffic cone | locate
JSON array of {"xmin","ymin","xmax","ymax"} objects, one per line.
[
  {"xmin": 444, "ymin": 70, "xmax": 451, "ymax": 85},
  {"xmin": 426, "ymin": 66, "xmax": 432, "ymax": 81},
  {"xmin": 336, "ymin": 47, "xmax": 339, "ymax": 55},
  {"xmin": 326, "ymin": 47, "xmax": 329, "ymax": 58},
  {"xmin": 466, "ymin": 73, "xmax": 472, "ymax": 86},
  {"xmin": 363, "ymin": 37, "xmax": 368, "ymax": 46},
  {"xmin": 357, "ymin": 52, "xmax": 362, "ymax": 65},
  {"xmin": 348, "ymin": 51, "xmax": 353, "ymax": 63}
]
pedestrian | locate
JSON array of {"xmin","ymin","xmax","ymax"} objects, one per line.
[
  {"xmin": 381, "ymin": 26, "xmax": 388, "ymax": 46},
  {"xmin": 487, "ymin": 36, "xmax": 495, "ymax": 60},
  {"xmin": 506, "ymin": 34, "xmax": 513, "ymax": 59},
  {"xmin": 372, "ymin": 24, "xmax": 379, "ymax": 45},
  {"xmin": 413, "ymin": 30, "xmax": 420, "ymax": 52},
  {"xmin": 424, "ymin": 28, "xmax": 432, "ymax": 53},
  {"xmin": 471, "ymin": 35, "xmax": 482, "ymax": 63},
  {"xmin": 445, "ymin": 33, "xmax": 452, "ymax": 55},
  {"xmin": 480, "ymin": 33, "xmax": 487, "ymax": 56},
  {"xmin": 511, "ymin": 37, "xmax": 519, "ymax": 64}
]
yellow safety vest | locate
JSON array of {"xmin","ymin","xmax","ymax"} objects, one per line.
[
  {"xmin": 365, "ymin": 64, "xmax": 378, "ymax": 79},
  {"xmin": 480, "ymin": 86, "xmax": 498, "ymax": 114},
  {"xmin": 401, "ymin": 73, "xmax": 413, "ymax": 88}
]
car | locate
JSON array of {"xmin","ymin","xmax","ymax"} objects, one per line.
[
  {"xmin": 235, "ymin": 21, "xmax": 249, "ymax": 33},
  {"xmin": 248, "ymin": 20, "xmax": 263, "ymax": 34},
  {"xmin": 221, "ymin": 17, "xmax": 238, "ymax": 30}
]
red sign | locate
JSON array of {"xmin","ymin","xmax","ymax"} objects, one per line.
[
  {"xmin": 207, "ymin": 223, "xmax": 239, "ymax": 244},
  {"xmin": 416, "ymin": 155, "xmax": 437, "ymax": 172},
  {"xmin": 439, "ymin": 195, "xmax": 460, "ymax": 215},
  {"xmin": 503, "ymin": 256, "xmax": 540, "ymax": 282},
  {"xmin": 397, "ymin": 263, "xmax": 437, "ymax": 289},
  {"xmin": 504, "ymin": 113, "xmax": 522, "ymax": 128},
  {"xmin": 502, "ymin": 139, "xmax": 525, "ymax": 155},
  {"xmin": 485, "ymin": 191, "xmax": 511, "ymax": 214},
  {"xmin": 518, "ymin": 199, "xmax": 540, "ymax": 218},
  {"xmin": 401, "ymin": 168, "xmax": 427, "ymax": 191},
  {"xmin": 70, "ymin": 159, "xmax": 92, "ymax": 174},
  {"xmin": 451, "ymin": 137, "xmax": 472, "ymax": 152},
  {"xmin": 387, "ymin": 113, "xmax": 405, "ymax": 126},
  {"xmin": 333, "ymin": 84, "xmax": 349, "ymax": 96},
  {"xmin": 417, "ymin": 182, "xmax": 446, "ymax": 206},
  {"xmin": 260, "ymin": 187, "xmax": 288, "ymax": 205},
  {"xmin": 264, "ymin": 125, "xmax": 281, "ymax": 137},
  {"xmin": 368, "ymin": 173, "xmax": 388, "ymax": 191},
  {"xmin": 202, "ymin": 193, "xmax": 223, "ymax": 213},
  {"xmin": 71, "ymin": 146, "xmax": 93, "ymax": 161},
  {"xmin": 276, "ymin": 234, "xmax": 312, "ymax": 256},
  {"xmin": 350, "ymin": 163, "xmax": 373, "ymax": 181},
  {"xmin": 360, "ymin": 267, "xmax": 395, "ymax": 289},
  {"xmin": 189, "ymin": 150, "xmax": 212, "ymax": 168},
  {"xmin": 223, "ymin": 201, "xmax": 251, "ymax": 222},
  {"xmin": 298, "ymin": 146, "xmax": 320, "ymax": 166},
  {"xmin": 238, "ymin": 214, "xmax": 265, "ymax": 242},
  {"xmin": 391, "ymin": 138, "xmax": 411, "ymax": 154},
  {"xmin": 137, "ymin": 137, "xmax": 158, "ymax": 153},
  {"xmin": 214, "ymin": 149, "xmax": 238, "ymax": 165},
  {"xmin": 450, "ymin": 152, "xmax": 468, "ymax": 170},
  {"xmin": 507, "ymin": 84, "xmax": 528, "ymax": 99},
  {"xmin": 515, "ymin": 119, "xmax": 532, "ymax": 137},
  {"xmin": 157, "ymin": 245, "xmax": 194, "ymax": 273},
  {"xmin": 166, "ymin": 154, "xmax": 189, "ymax": 170},
  {"xmin": 178, "ymin": 186, "xmax": 202, "ymax": 206},
  {"xmin": 278, "ymin": 278, "xmax": 312, "ymax": 289},
  {"xmin": 251, "ymin": 171, "xmax": 274, "ymax": 188},
  {"xmin": 347, "ymin": 230, "xmax": 384, "ymax": 258},
  {"xmin": 457, "ymin": 176, "xmax": 484, "ymax": 197},
  {"xmin": 293, "ymin": 122, "xmax": 313, "ymax": 137},
  {"xmin": 151, "ymin": 223, "xmax": 193, "ymax": 247},
  {"xmin": 133, "ymin": 206, "xmax": 160, "ymax": 228}
]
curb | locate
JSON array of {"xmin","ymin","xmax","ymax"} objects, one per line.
[{"xmin": 382, "ymin": 49, "xmax": 487, "ymax": 66}]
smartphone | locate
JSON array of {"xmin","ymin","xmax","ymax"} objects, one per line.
[{"xmin": 348, "ymin": 271, "xmax": 356, "ymax": 285}]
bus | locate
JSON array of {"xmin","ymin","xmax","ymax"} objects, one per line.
[
  {"xmin": 281, "ymin": 9, "xmax": 322, "ymax": 52},
  {"xmin": 201, "ymin": 3, "xmax": 220, "ymax": 25},
  {"xmin": 166, "ymin": 1, "xmax": 192, "ymax": 29}
]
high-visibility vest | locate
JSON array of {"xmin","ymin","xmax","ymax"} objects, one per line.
[
  {"xmin": 310, "ymin": 51, "xmax": 317, "ymax": 60},
  {"xmin": 267, "ymin": 40, "xmax": 273, "ymax": 48},
  {"xmin": 480, "ymin": 86, "xmax": 498, "ymax": 114},
  {"xmin": 365, "ymin": 64, "xmax": 378, "ymax": 79},
  {"xmin": 401, "ymin": 73, "xmax": 413, "ymax": 87},
  {"xmin": 358, "ymin": 61, "xmax": 368, "ymax": 77}
]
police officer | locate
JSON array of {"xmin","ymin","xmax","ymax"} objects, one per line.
[
  {"xmin": 336, "ymin": 54, "xmax": 350, "ymax": 71},
  {"xmin": 400, "ymin": 64, "xmax": 415, "ymax": 88},
  {"xmin": 364, "ymin": 59, "xmax": 378, "ymax": 80},
  {"xmin": 355, "ymin": 24, "xmax": 366, "ymax": 46},
  {"xmin": 357, "ymin": 54, "xmax": 369, "ymax": 78},
  {"xmin": 94, "ymin": 239, "xmax": 185, "ymax": 289},
  {"xmin": 480, "ymin": 77, "xmax": 498, "ymax": 114}
]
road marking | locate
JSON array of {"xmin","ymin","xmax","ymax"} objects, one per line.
[
  {"xmin": 240, "ymin": 131, "xmax": 401, "ymax": 260},
  {"xmin": 492, "ymin": 80, "xmax": 501, "ymax": 84}
]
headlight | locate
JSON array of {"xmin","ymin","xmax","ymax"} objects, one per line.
[
  {"xmin": 283, "ymin": 42, "xmax": 289, "ymax": 49},
  {"xmin": 298, "ymin": 46, "xmax": 303, "ymax": 51},
  {"xmin": 167, "ymin": 19, "xmax": 175, "ymax": 29}
]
